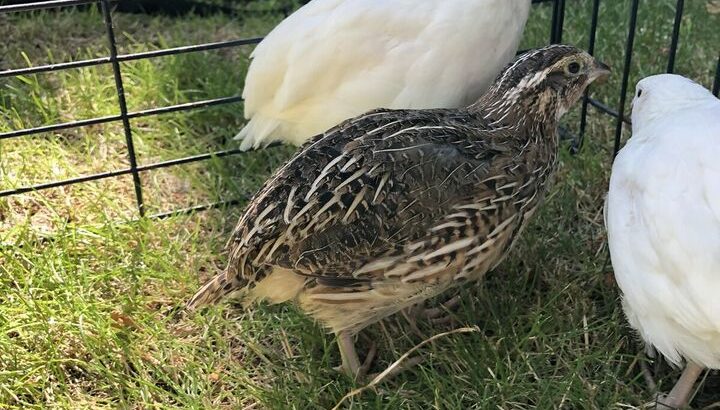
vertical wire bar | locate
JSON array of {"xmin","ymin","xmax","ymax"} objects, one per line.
[
  {"xmin": 555, "ymin": 0, "xmax": 565, "ymax": 44},
  {"xmin": 550, "ymin": 0, "xmax": 565, "ymax": 44},
  {"xmin": 713, "ymin": 55, "xmax": 720, "ymax": 97},
  {"xmin": 100, "ymin": 0, "xmax": 144, "ymax": 216},
  {"xmin": 550, "ymin": 0, "xmax": 558, "ymax": 43},
  {"xmin": 576, "ymin": 0, "xmax": 602, "ymax": 152},
  {"xmin": 666, "ymin": 0, "xmax": 684, "ymax": 73},
  {"xmin": 612, "ymin": 0, "xmax": 640, "ymax": 159}
]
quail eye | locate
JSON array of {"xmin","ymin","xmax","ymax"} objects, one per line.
[
  {"xmin": 567, "ymin": 62, "xmax": 581, "ymax": 74},
  {"xmin": 637, "ymin": 89, "xmax": 643, "ymax": 97}
]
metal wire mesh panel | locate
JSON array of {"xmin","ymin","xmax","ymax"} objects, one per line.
[{"xmin": 0, "ymin": 0, "xmax": 718, "ymax": 221}]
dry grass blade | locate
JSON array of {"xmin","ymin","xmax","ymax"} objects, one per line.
[
  {"xmin": 707, "ymin": 0, "xmax": 720, "ymax": 15},
  {"xmin": 331, "ymin": 326, "xmax": 480, "ymax": 410}
]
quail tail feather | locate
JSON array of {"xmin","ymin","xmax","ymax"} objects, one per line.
[{"xmin": 186, "ymin": 270, "xmax": 247, "ymax": 311}]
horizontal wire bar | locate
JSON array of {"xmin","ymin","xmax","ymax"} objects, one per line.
[
  {"xmin": 0, "ymin": 0, "xmax": 98, "ymax": 13},
  {"xmin": 135, "ymin": 148, "xmax": 244, "ymax": 172},
  {"xmin": 0, "ymin": 197, "xmax": 243, "ymax": 248},
  {"xmin": 0, "ymin": 57, "xmax": 110, "ymax": 77},
  {"xmin": 117, "ymin": 38, "xmax": 262, "ymax": 62},
  {"xmin": 0, "ymin": 114, "xmax": 120, "ymax": 139},
  {"xmin": 0, "ymin": 140, "xmax": 283, "ymax": 198},
  {"xmin": 0, "ymin": 147, "xmax": 246, "ymax": 197},
  {"xmin": 0, "ymin": 196, "xmax": 245, "ymax": 248},
  {"xmin": 0, "ymin": 38, "xmax": 262, "ymax": 78},
  {"xmin": 129, "ymin": 95, "xmax": 243, "ymax": 119},
  {"xmin": 148, "ymin": 198, "xmax": 244, "ymax": 220},
  {"xmin": 0, "ymin": 95, "xmax": 242, "ymax": 139},
  {"xmin": 587, "ymin": 98, "xmax": 630, "ymax": 124},
  {"xmin": 0, "ymin": 168, "xmax": 131, "ymax": 197}
]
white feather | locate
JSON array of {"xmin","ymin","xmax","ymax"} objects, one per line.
[
  {"xmin": 235, "ymin": 0, "xmax": 531, "ymax": 149},
  {"xmin": 606, "ymin": 74, "xmax": 720, "ymax": 368}
]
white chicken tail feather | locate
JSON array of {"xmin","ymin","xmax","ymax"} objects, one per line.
[{"xmin": 234, "ymin": 117, "xmax": 281, "ymax": 151}]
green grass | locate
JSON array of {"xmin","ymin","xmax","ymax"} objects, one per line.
[{"xmin": 1, "ymin": 1, "xmax": 719, "ymax": 408}]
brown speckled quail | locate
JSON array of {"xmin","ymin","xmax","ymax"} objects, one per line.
[{"xmin": 187, "ymin": 44, "xmax": 610, "ymax": 379}]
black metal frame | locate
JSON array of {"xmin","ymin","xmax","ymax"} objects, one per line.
[{"xmin": 0, "ymin": 0, "xmax": 718, "ymax": 220}]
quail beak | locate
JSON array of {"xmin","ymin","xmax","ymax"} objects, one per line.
[{"xmin": 588, "ymin": 60, "xmax": 612, "ymax": 83}]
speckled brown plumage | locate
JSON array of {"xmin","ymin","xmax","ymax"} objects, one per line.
[{"xmin": 188, "ymin": 44, "xmax": 610, "ymax": 378}]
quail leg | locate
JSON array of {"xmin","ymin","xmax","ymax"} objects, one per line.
[
  {"xmin": 655, "ymin": 362, "xmax": 704, "ymax": 410},
  {"xmin": 640, "ymin": 357, "xmax": 658, "ymax": 393},
  {"xmin": 404, "ymin": 294, "xmax": 462, "ymax": 337},
  {"xmin": 420, "ymin": 294, "xmax": 462, "ymax": 325},
  {"xmin": 359, "ymin": 341, "xmax": 377, "ymax": 377},
  {"xmin": 336, "ymin": 331, "xmax": 376, "ymax": 380},
  {"xmin": 638, "ymin": 345, "xmax": 664, "ymax": 395}
]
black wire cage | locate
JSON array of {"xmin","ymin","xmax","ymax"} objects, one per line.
[{"xmin": 0, "ymin": 0, "xmax": 719, "ymax": 222}]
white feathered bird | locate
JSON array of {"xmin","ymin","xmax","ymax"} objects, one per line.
[
  {"xmin": 235, "ymin": 0, "xmax": 532, "ymax": 150},
  {"xmin": 606, "ymin": 74, "xmax": 720, "ymax": 409}
]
